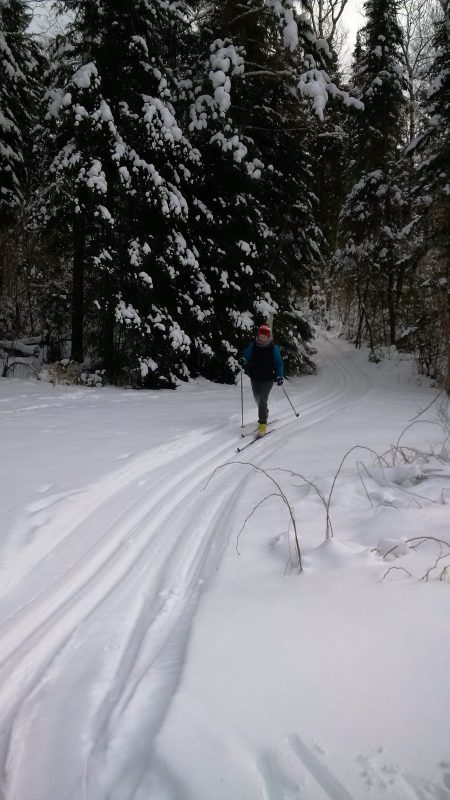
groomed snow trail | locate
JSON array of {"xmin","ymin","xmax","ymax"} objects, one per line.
[{"xmin": 0, "ymin": 335, "xmax": 395, "ymax": 799}]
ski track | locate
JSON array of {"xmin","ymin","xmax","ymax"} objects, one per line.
[
  {"xmin": 0, "ymin": 335, "xmax": 373, "ymax": 800},
  {"xmin": 289, "ymin": 736, "xmax": 355, "ymax": 800},
  {"xmin": 257, "ymin": 737, "xmax": 356, "ymax": 800}
]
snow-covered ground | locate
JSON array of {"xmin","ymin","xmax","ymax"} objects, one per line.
[{"xmin": 0, "ymin": 332, "xmax": 449, "ymax": 800}]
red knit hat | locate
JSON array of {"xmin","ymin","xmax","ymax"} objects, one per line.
[{"xmin": 257, "ymin": 324, "xmax": 272, "ymax": 338}]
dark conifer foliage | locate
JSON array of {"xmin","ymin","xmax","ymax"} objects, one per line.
[
  {"xmin": 351, "ymin": 0, "xmax": 408, "ymax": 171},
  {"xmin": 410, "ymin": 6, "xmax": 450, "ymax": 205},
  {"xmin": 186, "ymin": 27, "xmax": 277, "ymax": 382},
  {"xmin": 0, "ymin": 0, "xmax": 44, "ymax": 339},
  {"xmin": 39, "ymin": 0, "xmax": 211, "ymax": 385},
  {"xmin": 332, "ymin": 0, "xmax": 410, "ymax": 350},
  {"xmin": 310, "ymin": 49, "xmax": 347, "ymax": 256},
  {"xmin": 407, "ymin": 3, "xmax": 450, "ymax": 388},
  {"xmin": 187, "ymin": 0, "xmax": 350, "ymax": 377},
  {"xmin": 0, "ymin": 0, "xmax": 38, "ymax": 218},
  {"xmin": 3, "ymin": 0, "xmax": 447, "ymax": 391}
]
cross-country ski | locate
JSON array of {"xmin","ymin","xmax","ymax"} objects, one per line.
[{"xmin": 237, "ymin": 430, "xmax": 273, "ymax": 452}]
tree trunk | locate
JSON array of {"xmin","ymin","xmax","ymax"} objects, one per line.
[
  {"xmin": 446, "ymin": 253, "xmax": 450, "ymax": 394},
  {"xmin": 102, "ymin": 307, "xmax": 116, "ymax": 379},
  {"xmin": 387, "ymin": 264, "xmax": 396, "ymax": 346},
  {"xmin": 408, "ymin": 77, "xmax": 415, "ymax": 142},
  {"xmin": 71, "ymin": 213, "xmax": 85, "ymax": 362}
]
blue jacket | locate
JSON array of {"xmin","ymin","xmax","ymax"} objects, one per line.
[{"xmin": 242, "ymin": 341, "xmax": 284, "ymax": 380}]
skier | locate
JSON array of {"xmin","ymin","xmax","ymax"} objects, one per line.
[{"xmin": 241, "ymin": 323, "xmax": 284, "ymax": 437}]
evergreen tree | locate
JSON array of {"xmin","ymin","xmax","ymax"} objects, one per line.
[
  {"xmin": 332, "ymin": 0, "xmax": 409, "ymax": 349},
  {"xmin": 410, "ymin": 5, "xmax": 450, "ymax": 210},
  {"xmin": 33, "ymin": 0, "xmax": 362, "ymax": 384},
  {"xmin": 351, "ymin": 0, "xmax": 408, "ymax": 171},
  {"xmin": 0, "ymin": 0, "xmax": 44, "ymax": 337},
  {"xmin": 186, "ymin": 32, "xmax": 277, "ymax": 381},
  {"xmin": 310, "ymin": 49, "xmax": 347, "ymax": 256},
  {"xmin": 407, "ymin": 2, "xmax": 450, "ymax": 389},
  {"xmin": 0, "ymin": 0, "xmax": 34, "ymax": 219},
  {"xmin": 188, "ymin": 0, "xmax": 354, "ymax": 376},
  {"xmin": 39, "ymin": 0, "xmax": 211, "ymax": 385}
]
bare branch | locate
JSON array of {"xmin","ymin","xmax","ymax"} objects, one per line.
[
  {"xmin": 309, "ymin": 0, "xmax": 349, "ymax": 49},
  {"xmin": 236, "ymin": 492, "xmax": 280, "ymax": 555},
  {"xmin": 326, "ymin": 445, "xmax": 390, "ymax": 523},
  {"xmin": 380, "ymin": 566, "xmax": 413, "ymax": 581},
  {"xmin": 406, "ymin": 536, "xmax": 450, "ymax": 549},
  {"xmin": 228, "ymin": 7, "xmax": 272, "ymax": 25},
  {"xmin": 392, "ymin": 420, "xmax": 445, "ymax": 465},
  {"xmin": 440, "ymin": 566, "xmax": 450, "ymax": 581},
  {"xmin": 244, "ymin": 69, "xmax": 294, "ymax": 78},
  {"xmin": 205, "ymin": 461, "xmax": 302, "ymax": 571},
  {"xmin": 266, "ymin": 467, "xmax": 334, "ymax": 539},
  {"xmin": 381, "ymin": 544, "xmax": 405, "ymax": 560},
  {"xmin": 420, "ymin": 553, "xmax": 450, "ymax": 581}
]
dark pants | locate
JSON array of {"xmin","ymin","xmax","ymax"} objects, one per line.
[{"xmin": 251, "ymin": 379, "xmax": 273, "ymax": 424}]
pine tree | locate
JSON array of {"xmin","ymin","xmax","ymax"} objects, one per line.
[
  {"xmin": 333, "ymin": 0, "xmax": 409, "ymax": 350},
  {"xmin": 0, "ymin": 0, "xmax": 33, "ymax": 218},
  {"xmin": 407, "ymin": 2, "xmax": 450, "ymax": 389},
  {"xmin": 310, "ymin": 49, "xmax": 347, "ymax": 256},
  {"xmin": 0, "ymin": 0, "xmax": 44, "ymax": 338},
  {"xmin": 188, "ymin": 0, "xmax": 354, "ymax": 376},
  {"xmin": 186, "ymin": 22, "xmax": 279, "ymax": 381},
  {"xmin": 34, "ymin": 0, "xmax": 364, "ymax": 384},
  {"xmin": 351, "ymin": 0, "xmax": 407, "ymax": 171},
  {"xmin": 39, "ymin": 0, "xmax": 210, "ymax": 385}
]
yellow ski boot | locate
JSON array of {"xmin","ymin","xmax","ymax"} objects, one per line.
[{"xmin": 257, "ymin": 422, "xmax": 267, "ymax": 437}]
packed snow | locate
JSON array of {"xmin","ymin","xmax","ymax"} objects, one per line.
[{"xmin": 0, "ymin": 332, "xmax": 449, "ymax": 800}]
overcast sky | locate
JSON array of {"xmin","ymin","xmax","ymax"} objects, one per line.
[
  {"xmin": 341, "ymin": 0, "xmax": 366, "ymax": 57},
  {"xmin": 29, "ymin": 0, "xmax": 366, "ymax": 72},
  {"xmin": 30, "ymin": 0, "xmax": 366, "ymax": 42}
]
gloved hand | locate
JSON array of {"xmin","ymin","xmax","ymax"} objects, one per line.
[{"xmin": 276, "ymin": 377, "xmax": 283, "ymax": 386}]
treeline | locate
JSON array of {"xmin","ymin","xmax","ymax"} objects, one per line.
[
  {"xmin": 0, "ymin": 0, "xmax": 449, "ymax": 389},
  {"xmin": 330, "ymin": 0, "xmax": 450, "ymax": 391}
]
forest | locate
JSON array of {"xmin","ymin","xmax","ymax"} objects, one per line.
[{"xmin": 0, "ymin": 0, "xmax": 449, "ymax": 390}]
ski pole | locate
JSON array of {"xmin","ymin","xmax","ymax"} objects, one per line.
[
  {"xmin": 281, "ymin": 384, "xmax": 300, "ymax": 417},
  {"xmin": 240, "ymin": 369, "xmax": 244, "ymax": 427}
]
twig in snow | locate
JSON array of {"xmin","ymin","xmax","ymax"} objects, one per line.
[
  {"xmin": 380, "ymin": 566, "xmax": 413, "ymax": 581},
  {"xmin": 206, "ymin": 461, "xmax": 302, "ymax": 572},
  {"xmin": 405, "ymin": 535, "xmax": 450, "ymax": 549},
  {"xmin": 381, "ymin": 544, "xmax": 406, "ymax": 560},
  {"xmin": 264, "ymin": 467, "xmax": 334, "ymax": 539},
  {"xmin": 378, "ymin": 444, "xmax": 416, "ymax": 465},
  {"xmin": 393, "ymin": 484, "xmax": 441, "ymax": 505},
  {"xmin": 420, "ymin": 553, "xmax": 450, "ymax": 582},
  {"xmin": 405, "ymin": 497, "xmax": 422, "ymax": 509},
  {"xmin": 356, "ymin": 461, "xmax": 378, "ymax": 506},
  {"xmin": 408, "ymin": 538, "xmax": 433, "ymax": 551},
  {"xmin": 236, "ymin": 492, "xmax": 279, "ymax": 555},
  {"xmin": 392, "ymin": 420, "xmax": 444, "ymax": 465},
  {"xmin": 377, "ymin": 537, "xmax": 450, "ymax": 583},
  {"xmin": 409, "ymin": 389, "xmax": 445, "ymax": 421},
  {"xmin": 382, "ymin": 536, "xmax": 449, "ymax": 559},
  {"xmin": 326, "ymin": 445, "xmax": 389, "ymax": 531}
]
